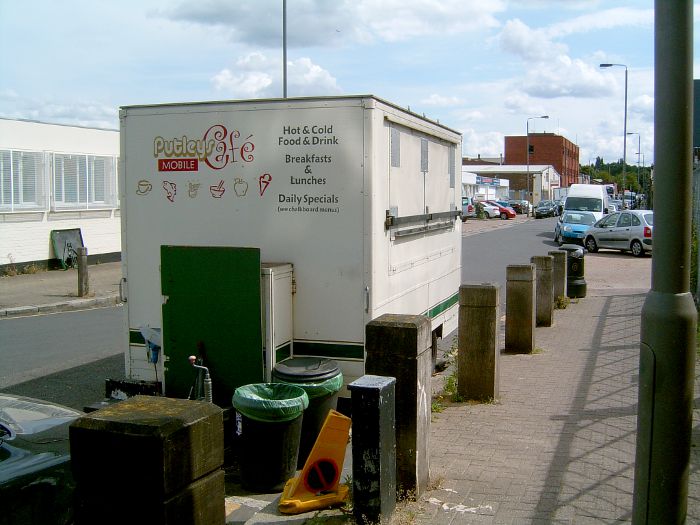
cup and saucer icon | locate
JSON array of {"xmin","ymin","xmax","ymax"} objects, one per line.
[{"xmin": 136, "ymin": 180, "xmax": 153, "ymax": 195}]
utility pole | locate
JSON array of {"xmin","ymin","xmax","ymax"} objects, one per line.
[
  {"xmin": 283, "ymin": 0, "xmax": 287, "ymax": 98},
  {"xmin": 632, "ymin": 1, "xmax": 696, "ymax": 523}
]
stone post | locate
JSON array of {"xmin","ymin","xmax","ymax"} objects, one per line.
[
  {"xmin": 457, "ymin": 283, "xmax": 500, "ymax": 400},
  {"xmin": 548, "ymin": 250, "xmax": 567, "ymax": 303},
  {"xmin": 531, "ymin": 255, "xmax": 554, "ymax": 327},
  {"xmin": 349, "ymin": 375, "xmax": 396, "ymax": 524},
  {"xmin": 505, "ymin": 264, "xmax": 536, "ymax": 354},
  {"xmin": 69, "ymin": 396, "xmax": 224, "ymax": 525},
  {"xmin": 365, "ymin": 314, "xmax": 431, "ymax": 499},
  {"xmin": 77, "ymin": 246, "xmax": 89, "ymax": 297}
]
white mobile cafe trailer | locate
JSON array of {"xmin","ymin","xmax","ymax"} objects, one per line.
[{"xmin": 119, "ymin": 95, "xmax": 462, "ymax": 407}]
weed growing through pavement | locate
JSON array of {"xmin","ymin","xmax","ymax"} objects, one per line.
[{"xmin": 555, "ymin": 295, "xmax": 570, "ymax": 309}]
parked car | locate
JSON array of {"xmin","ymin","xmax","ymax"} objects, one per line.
[
  {"xmin": 1, "ymin": 393, "xmax": 83, "ymax": 525},
  {"xmin": 534, "ymin": 200, "xmax": 558, "ymax": 218},
  {"xmin": 486, "ymin": 200, "xmax": 517, "ymax": 220},
  {"xmin": 554, "ymin": 211, "xmax": 598, "ymax": 246},
  {"xmin": 610, "ymin": 199, "xmax": 624, "ymax": 211},
  {"xmin": 475, "ymin": 201, "xmax": 500, "ymax": 219},
  {"xmin": 461, "ymin": 196, "xmax": 476, "ymax": 221},
  {"xmin": 583, "ymin": 210, "xmax": 653, "ymax": 257},
  {"xmin": 507, "ymin": 200, "xmax": 528, "ymax": 214}
]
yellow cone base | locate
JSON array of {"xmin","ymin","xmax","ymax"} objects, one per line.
[{"xmin": 278, "ymin": 479, "xmax": 349, "ymax": 514}]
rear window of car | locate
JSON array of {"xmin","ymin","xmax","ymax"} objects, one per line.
[{"xmin": 643, "ymin": 213, "xmax": 653, "ymax": 226}]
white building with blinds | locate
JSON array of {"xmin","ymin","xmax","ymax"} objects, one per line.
[{"xmin": 0, "ymin": 118, "xmax": 120, "ymax": 269}]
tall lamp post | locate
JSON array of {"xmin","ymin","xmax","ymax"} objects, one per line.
[
  {"xmin": 526, "ymin": 115, "xmax": 549, "ymax": 211},
  {"xmin": 627, "ymin": 131, "xmax": 641, "ymax": 196},
  {"xmin": 600, "ymin": 63, "xmax": 628, "ymax": 203},
  {"xmin": 282, "ymin": 0, "xmax": 287, "ymax": 98}
]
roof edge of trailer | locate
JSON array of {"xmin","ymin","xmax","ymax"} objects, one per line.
[{"xmin": 119, "ymin": 94, "xmax": 462, "ymax": 137}]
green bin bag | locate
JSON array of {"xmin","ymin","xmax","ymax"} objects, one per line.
[
  {"xmin": 232, "ymin": 383, "xmax": 309, "ymax": 423},
  {"xmin": 274, "ymin": 372, "xmax": 343, "ymax": 400}
]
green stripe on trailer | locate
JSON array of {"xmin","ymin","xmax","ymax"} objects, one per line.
[
  {"xmin": 424, "ymin": 292, "xmax": 459, "ymax": 319},
  {"xmin": 293, "ymin": 341, "xmax": 364, "ymax": 360}
]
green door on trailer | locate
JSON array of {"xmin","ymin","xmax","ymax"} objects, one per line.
[{"xmin": 161, "ymin": 245, "xmax": 264, "ymax": 407}]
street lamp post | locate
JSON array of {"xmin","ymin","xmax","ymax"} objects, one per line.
[
  {"xmin": 282, "ymin": 0, "xmax": 287, "ymax": 98},
  {"xmin": 600, "ymin": 63, "xmax": 628, "ymax": 203},
  {"xmin": 526, "ymin": 115, "xmax": 549, "ymax": 212},
  {"xmin": 627, "ymin": 131, "xmax": 641, "ymax": 195}
]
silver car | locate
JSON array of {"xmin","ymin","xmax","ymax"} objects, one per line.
[{"xmin": 583, "ymin": 210, "xmax": 653, "ymax": 257}]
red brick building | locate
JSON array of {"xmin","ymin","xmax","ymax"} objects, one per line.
[{"xmin": 504, "ymin": 133, "xmax": 580, "ymax": 188}]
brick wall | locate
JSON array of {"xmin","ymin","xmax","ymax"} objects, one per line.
[{"xmin": 504, "ymin": 134, "xmax": 580, "ymax": 188}]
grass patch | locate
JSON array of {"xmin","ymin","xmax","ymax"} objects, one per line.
[{"xmin": 554, "ymin": 295, "xmax": 570, "ymax": 309}]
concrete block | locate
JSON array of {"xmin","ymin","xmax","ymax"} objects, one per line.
[
  {"xmin": 505, "ymin": 264, "xmax": 536, "ymax": 354},
  {"xmin": 548, "ymin": 250, "xmax": 567, "ymax": 301},
  {"xmin": 531, "ymin": 255, "xmax": 554, "ymax": 327},
  {"xmin": 365, "ymin": 314, "xmax": 431, "ymax": 498},
  {"xmin": 75, "ymin": 468, "xmax": 225, "ymax": 525},
  {"xmin": 70, "ymin": 395, "xmax": 224, "ymax": 499},
  {"xmin": 457, "ymin": 283, "xmax": 500, "ymax": 400}
]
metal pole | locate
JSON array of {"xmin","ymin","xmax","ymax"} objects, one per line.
[
  {"xmin": 283, "ymin": 0, "xmax": 287, "ymax": 98},
  {"xmin": 637, "ymin": 134, "xmax": 641, "ymax": 190},
  {"xmin": 623, "ymin": 66, "xmax": 628, "ymax": 204},
  {"xmin": 77, "ymin": 246, "xmax": 89, "ymax": 297},
  {"xmin": 632, "ymin": 1, "xmax": 696, "ymax": 523},
  {"xmin": 526, "ymin": 120, "xmax": 530, "ymax": 206},
  {"xmin": 600, "ymin": 63, "xmax": 629, "ymax": 202}
]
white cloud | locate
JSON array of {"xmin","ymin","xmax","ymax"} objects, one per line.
[
  {"xmin": 498, "ymin": 18, "xmax": 567, "ymax": 62},
  {"xmin": 421, "ymin": 94, "xmax": 464, "ymax": 107},
  {"xmin": 211, "ymin": 53, "xmax": 340, "ymax": 98},
  {"xmin": 630, "ymin": 94, "xmax": 654, "ymax": 123},
  {"xmin": 163, "ymin": 0, "xmax": 506, "ymax": 47},
  {"xmin": 460, "ymin": 128, "xmax": 504, "ymax": 157},
  {"xmin": 547, "ymin": 7, "xmax": 653, "ymax": 38},
  {"xmin": 355, "ymin": 0, "xmax": 505, "ymax": 42},
  {"xmin": 289, "ymin": 57, "xmax": 342, "ymax": 96},
  {"xmin": 0, "ymin": 97, "xmax": 118, "ymax": 129},
  {"xmin": 522, "ymin": 56, "xmax": 610, "ymax": 98}
]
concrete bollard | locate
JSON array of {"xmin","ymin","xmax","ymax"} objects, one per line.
[
  {"xmin": 548, "ymin": 250, "xmax": 567, "ymax": 303},
  {"xmin": 505, "ymin": 264, "xmax": 536, "ymax": 353},
  {"xmin": 349, "ymin": 375, "xmax": 396, "ymax": 525},
  {"xmin": 365, "ymin": 314, "xmax": 431, "ymax": 499},
  {"xmin": 457, "ymin": 283, "xmax": 500, "ymax": 400},
  {"xmin": 77, "ymin": 246, "xmax": 89, "ymax": 297},
  {"xmin": 531, "ymin": 255, "xmax": 554, "ymax": 327},
  {"xmin": 69, "ymin": 396, "xmax": 224, "ymax": 524}
]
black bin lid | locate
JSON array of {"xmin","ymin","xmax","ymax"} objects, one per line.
[{"xmin": 272, "ymin": 357, "xmax": 340, "ymax": 382}]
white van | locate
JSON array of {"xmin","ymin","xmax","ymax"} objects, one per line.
[{"xmin": 563, "ymin": 184, "xmax": 609, "ymax": 221}]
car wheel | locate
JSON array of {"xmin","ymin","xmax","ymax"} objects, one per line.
[
  {"xmin": 631, "ymin": 239, "xmax": 644, "ymax": 257},
  {"xmin": 585, "ymin": 236, "xmax": 598, "ymax": 253},
  {"xmin": 500, "ymin": 212, "xmax": 508, "ymax": 220}
]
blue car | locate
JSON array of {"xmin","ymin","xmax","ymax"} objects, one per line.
[{"xmin": 554, "ymin": 211, "xmax": 597, "ymax": 246}]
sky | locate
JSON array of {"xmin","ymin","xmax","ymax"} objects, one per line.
[{"xmin": 1, "ymin": 0, "xmax": 697, "ymax": 166}]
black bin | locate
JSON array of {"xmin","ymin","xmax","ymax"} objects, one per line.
[
  {"xmin": 232, "ymin": 383, "xmax": 308, "ymax": 492},
  {"xmin": 560, "ymin": 244, "xmax": 587, "ymax": 298},
  {"xmin": 272, "ymin": 357, "xmax": 343, "ymax": 468}
]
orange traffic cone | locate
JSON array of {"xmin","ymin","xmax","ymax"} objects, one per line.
[{"xmin": 278, "ymin": 409, "xmax": 351, "ymax": 514}]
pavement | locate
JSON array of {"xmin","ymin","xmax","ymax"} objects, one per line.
[{"xmin": 1, "ymin": 216, "xmax": 699, "ymax": 524}]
